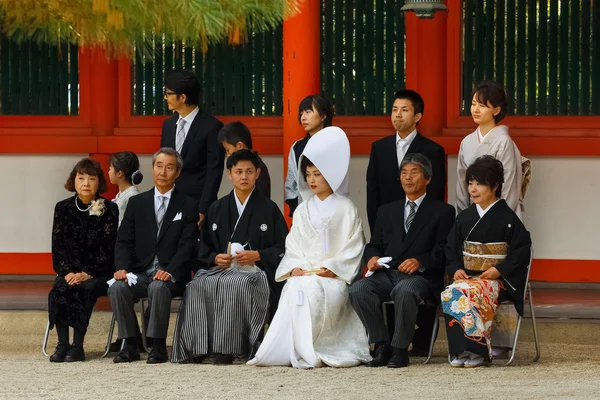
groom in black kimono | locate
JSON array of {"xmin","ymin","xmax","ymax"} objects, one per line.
[{"xmin": 350, "ymin": 153, "xmax": 454, "ymax": 368}]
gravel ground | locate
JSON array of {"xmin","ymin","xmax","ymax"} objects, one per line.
[{"xmin": 1, "ymin": 311, "xmax": 599, "ymax": 399}]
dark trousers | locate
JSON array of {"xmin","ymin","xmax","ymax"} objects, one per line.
[
  {"xmin": 107, "ymin": 272, "xmax": 182, "ymax": 339},
  {"xmin": 349, "ymin": 269, "xmax": 435, "ymax": 349}
]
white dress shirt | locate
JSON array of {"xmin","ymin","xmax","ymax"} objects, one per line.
[
  {"xmin": 476, "ymin": 199, "xmax": 501, "ymax": 218},
  {"xmin": 396, "ymin": 129, "xmax": 418, "ymax": 167},
  {"xmin": 176, "ymin": 106, "xmax": 200, "ymax": 143},
  {"xmin": 154, "ymin": 186, "xmax": 174, "ymax": 215},
  {"xmin": 404, "ymin": 193, "xmax": 426, "ymax": 233}
]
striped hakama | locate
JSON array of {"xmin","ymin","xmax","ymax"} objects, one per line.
[{"xmin": 171, "ymin": 266, "xmax": 270, "ymax": 363}]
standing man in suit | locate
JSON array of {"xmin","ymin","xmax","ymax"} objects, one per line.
[
  {"xmin": 108, "ymin": 148, "xmax": 200, "ymax": 364},
  {"xmin": 350, "ymin": 153, "xmax": 455, "ymax": 368},
  {"xmin": 161, "ymin": 70, "xmax": 224, "ymax": 225},
  {"xmin": 366, "ymin": 89, "xmax": 446, "ymax": 234}
]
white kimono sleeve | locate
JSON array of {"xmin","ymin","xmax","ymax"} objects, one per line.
[
  {"xmin": 275, "ymin": 216, "xmax": 312, "ymax": 282},
  {"xmin": 497, "ymin": 139, "xmax": 522, "ymax": 214}
]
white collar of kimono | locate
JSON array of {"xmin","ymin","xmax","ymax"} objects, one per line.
[
  {"xmin": 476, "ymin": 199, "xmax": 501, "ymax": 218},
  {"xmin": 298, "ymin": 126, "xmax": 351, "ymax": 201},
  {"xmin": 396, "ymin": 129, "xmax": 417, "ymax": 144},
  {"xmin": 405, "ymin": 193, "xmax": 426, "ymax": 209},
  {"xmin": 234, "ymin": 187, "xmax": 255, "ymax": 218},
  {"xmin": 476, "ymin": 125, "xmax": 506, "ymax": 143}
]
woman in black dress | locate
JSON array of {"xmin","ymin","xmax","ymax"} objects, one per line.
[{"xmin": 48, "ymin": 158, "xmax": 119, "ymax": 362}]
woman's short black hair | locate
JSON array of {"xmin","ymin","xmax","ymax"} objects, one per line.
[
  {"xmin": 465, "ymin": 155, "xmax": 504, "ymax": 198},
  {"xmin": 109, "ymin": 151, "xmax": 143, "ymax": 185},
  {"xmin": 226, "ymin": 148, "xmax": 261, "ymax": 170},
  {"xmin": 165, "ymin": 70, "xmax": 201, "ymax": 106},
  {"xmin": 217, "ymin": 121, "xmax": 253, "ymax": 149},
  {"xmin": 472, "ymin": 80, "xmax": 508, "ymax": 123},
  {"xmin": 300, "ymin": 156, "xmax": 316, "ymax": 181},
  {"xmin": 298, "ymin": 94, "xmax": 334, "ymax": 127},
  {"xmin": 64, "ymin": 158, "xmax": 108, "ymax": 194},
  {"xmin": 393, "ymin": 89, "xmax": 425, "ymax": 116}
]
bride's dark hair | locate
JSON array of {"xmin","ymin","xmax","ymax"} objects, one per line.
[{"xmin": 300, "ymin": 156, "xmax": 315, "ymax": 181}]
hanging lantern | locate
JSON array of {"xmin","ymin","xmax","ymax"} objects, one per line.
[{"xmin": 400, "ymin": 0, "xmax": 448, "ymax": 19}]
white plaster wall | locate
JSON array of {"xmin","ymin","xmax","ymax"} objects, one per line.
[{"xmin": 1, "ymin": 154, "xmax": 599, "ymax": 261}]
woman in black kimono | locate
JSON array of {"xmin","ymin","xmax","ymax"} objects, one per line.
[
  {"xmin": 48, "ymin": 158, "xmax": 119, "ymax": 362},
  {"xmin": 442, "ymin": 155, "xmax": 531, "ymax": 368}
]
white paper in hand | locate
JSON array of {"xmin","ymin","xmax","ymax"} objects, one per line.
[
  {"xmin": 365, "ymin": 256, "xmax": 392, "ymax": 278},
  {"xmin": 230, "ymin": 242, "xmax": 245, "ymax": 257}
]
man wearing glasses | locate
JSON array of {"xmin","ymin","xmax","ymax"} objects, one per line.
[{"xmin": 161, "ymin": 70, "xmax": 225, "ymax": 227}]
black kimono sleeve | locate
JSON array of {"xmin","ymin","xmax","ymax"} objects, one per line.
[
  {"xmin": 495, "ymin": 215, "xmax": 532, "ymax": 278},
  {"xmin": 256, "ymin": 208, "xmax": 288, "ymax": 284},
  {"xmin": 445, "ymin": 217, "xmax": 465, "ymax": 279},
  {"xmin": 198, "ymin": 203, "xmax": 220, "ymax": 269}
]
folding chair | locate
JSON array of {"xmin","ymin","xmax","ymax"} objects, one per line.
[
  {"xmin": 102, "ymin": 296, "xmax": 183, "ymax": 357},
  {"xmin": 382, "ymin": 300, "xmax": 440, "ymax": 364},
  {"xmin": 502, "ymin": 248, "xmax": 541, "ymax": 366}
]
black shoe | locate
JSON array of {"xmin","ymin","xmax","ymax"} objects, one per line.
[
  {"xmin": 49, "ymin": 344, "xmax": 70, "ymax": 363},
  {"xmin": 147, "ymin": 345, "xmax": 168, "ymax": 364},
  {"xmin": 113, "ymin": 344, "xmax": 141, "ymax": 363},
  {"xmin": 366, "ymin": 342, "xmax": 392, "ymax": 367},
  {"xmin": 213, "ymin": 353, "xmax": 234, "ymax": 365},
  {"xmin": 192, "ymin": 355, "xmax": 206, "ymax": 364},
  {"xmin": 409, "ymin": 347, "xmax": 429, "ymax": 358},
  {"xmin": 387, "ymin": 347, "xmax": 409, "ymax": 368},
  {"xmin": 64, "ymin": 345, "xmax": 85, "ymax": 362},
  {"xmin": 108, "ymin": 339, "xmax": 123, "ymax": 353}
]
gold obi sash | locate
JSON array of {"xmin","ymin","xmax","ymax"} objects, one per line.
[{"xmin": 462, "ymin": 241, "xmax": 509, "ymax": 272}]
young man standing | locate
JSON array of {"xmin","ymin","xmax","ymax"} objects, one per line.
[
  {"xmin": 217, "ymin": 121, "xmax": 271, "ymax": 199},
  {"xmin": 160, "ymin": 70, "xmax": 224, "ymax": 225},
  {"xmin": 284, "ymin": 94, "xmax": 333, "ymax": 217},
  {"xmin": 366, "ymin": 89, "xmax": 447, "ymax": 234}
]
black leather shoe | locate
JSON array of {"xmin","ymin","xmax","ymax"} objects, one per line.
[
  {"xmin": 49, "ymin": 344, "xmax": 70, "ymax": 363},
  {"xmin": 213, "ymin": 353, "xmax": 234, "ymax": 365},
  {"xmin": 366, "ymin": 342, "xmax": 392, "ymax": 367},
  {"xmin": 113, "ymin": 344, "xmax": 141, "ymax": 363},
  {"xmin": 388, "ymin": 347, "xmax": 409, "ymax": 368},
  {"xmin": 64, "ymin": 345, "xmax": 86, "ymax": 362},
  {"xmin": 147, "ymin": 345, "xmax": 168, "ymax": 364}
]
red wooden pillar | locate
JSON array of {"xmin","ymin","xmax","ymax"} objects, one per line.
[
  {"xmin": 282, "ymin": 0, "xmax": 321, "ymax": 221},
  {"xmin": 87, "ymin": 46, "xmax": 120, "ymax": 199},
  {"xmin": 405, "ymin": 8, "xmax": 448, "ymax": 137}
]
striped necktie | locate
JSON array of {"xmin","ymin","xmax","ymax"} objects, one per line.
[
  {"xmin": 405, "ymin": 201, "xmax": 416, "ymax": 232},
  {"xmin": 175, "ymin": 119, "xmax": 187, "ymax": 154},
  {"xmin": 156, "ymin": 196, "xmax": 167, "ymax": 234}
]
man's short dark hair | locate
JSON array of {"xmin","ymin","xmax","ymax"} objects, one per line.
[
  {"xmin": 165, "ymin": 70, "xmax": 201, "ymax": 106},
  {"xmin": 466, "ymin": 155, "xmax": 504, "ymax": 198},
  {"xmin": 226, "ymin": 149, "xmax": 261, "ymax": 170},
  {"xmin": 64, "ymin": 158, "xmax": 108, "ymax": 194},
  {"xmin": 298, "ymin": 94, "xmax": 334, "ymax": 127},
  {"xmin": 393, "ymin": 89, "xmax": 425, "ymax": 116},
  {"xmin": 400, "ymin": 153, "xmax": 433, "ymax": 180},
  {"xmin": 217, "ymin": 121, "xmax": 253, "ymax": 149},
  {"xmin": 472, "ymin": 80, "xmax": 508, "ymax": 123}
]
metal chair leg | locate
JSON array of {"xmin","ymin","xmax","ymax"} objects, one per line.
[
  {"xmin": 527, "ymin": 284, "xmax": 541, "ymax": 362},
  {"xmin": 424, "ymin": 308, "xmax": 440, "ymax": 364},
  {"xmin": 42, "ymin": 320, "xmax": 51, "ymax": 357},
  {"xmin": 505, "ymin": 315, "xmax": 522, "ymax": 366},
  {"xmin": 140, "ymin": 298, "xmax": 150, "ymax": 353},
  {"xmin": 102, "ymin": 313, "xmax": 117, "ymax": 358}
]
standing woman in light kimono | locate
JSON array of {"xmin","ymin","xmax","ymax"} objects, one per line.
[
  {"xmin": 442, "ymin": 156, "xmax": 531, "ymax": 368},
  {"xmin": 456, "ymin": 80, "xmax": 524, "ymax": 219},
  {"xmin": 248, "ymin": 127, "xmax": 371, "ymax": 369}
]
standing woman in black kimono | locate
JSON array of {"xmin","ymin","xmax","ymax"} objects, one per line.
[
  {"xmin": 48, "ymin": 158, "xmax": 119, "ymax": 362},
  {"xmin": 442, "ymin": 155, "xmax": 531, "ymax": 368}
]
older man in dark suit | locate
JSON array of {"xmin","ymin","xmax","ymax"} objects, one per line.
[
  {"xmin": 108, "ymin": 147, "xmax": 199, "ymax": 364},
  {"xmin": 350, "ymin": 153, "xmax": 454, "ymax": 368},
  {"xmin": 160, "ymin": 70, "xmax": 224, "ymax": 225},
  {"xmin": 366, "ymin": 89, "xmax": 446, "ymax": 234}
]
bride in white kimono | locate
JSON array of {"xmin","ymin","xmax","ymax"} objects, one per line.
[
  {"xmin": 248, "ymin": 127, "xmax": 371, "ymax": 368},
  {"xmin": 456, "ymin": 80, "xmax": 523, "ymax": 219}
]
